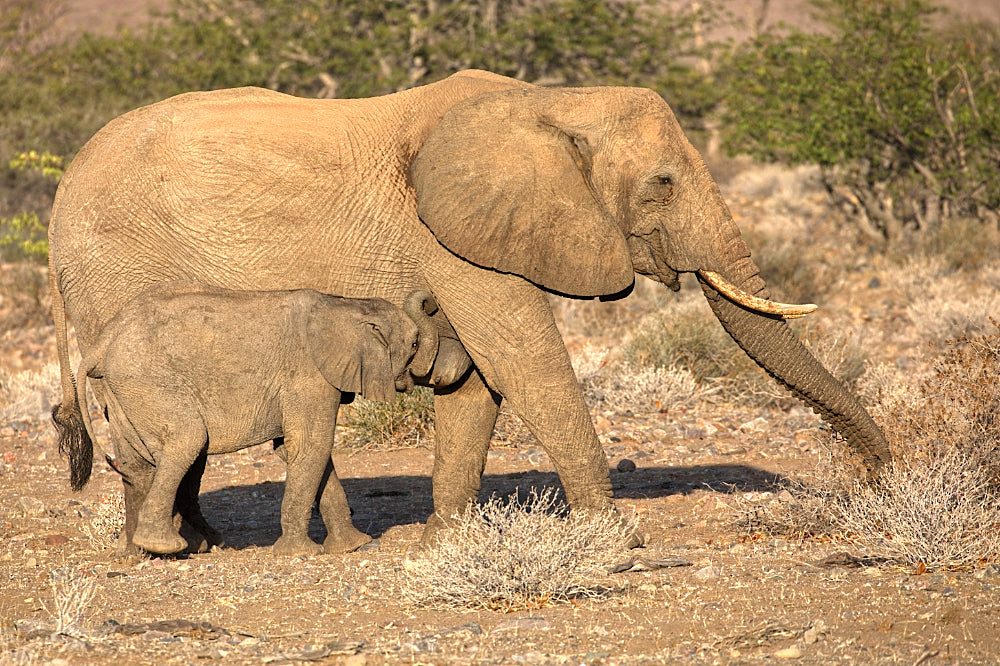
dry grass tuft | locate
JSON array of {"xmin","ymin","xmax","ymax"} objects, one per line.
[
  {"xmin": 340, "ymin": 387, "xmax": 435, "ymax": 451},
  {"xmin": 400, "ymin": 488, "xmax": 636, "ymax": 611},
  {"xmin": 81, "ymin": 491, "xmax": 126, "ymax": 552},
  {"xmin": 42, "ymin": 569, "xmax": 98, "ymax": 638},
  {"xmin": 0, "ymin": 362, "xmax": 58, "ymax": 423},
  {"xmin": 573, "ymin": 343, "xmax": 709, "ymax": 414},
  {"xmin": 733, "ymin": 323, "xmax": 1000, "ymax": 570},
  {"xmin": 836, "ymin": 451, "xmax": 1000, "ymax": 569},
  {"xmin": 623, "ymin": 299, "xmax": 750, "ymax": 383}
]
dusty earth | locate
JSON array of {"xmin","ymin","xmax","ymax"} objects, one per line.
[
  {"xmin": 3, "ymin": 164, "xmax": 1000, "ymax": 664},
  {"xmin": 3, "ymin": 339, "xmax": 1000, "ymax": 665}
]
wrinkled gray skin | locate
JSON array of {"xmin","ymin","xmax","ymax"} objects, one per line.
[
  {"xmin": 50, "ymin": 70, "xmax": 889, "ymax": 549},
  {"xmin": 69, "ymin": 282, "xmax": 433, "ymax": 556}
]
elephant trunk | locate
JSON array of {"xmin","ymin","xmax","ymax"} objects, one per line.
[
  {"xmin": 403, "ymin": 290, "xmax": 440, "ymax": 378},
  {"xmin": 697, "ymin": 229, "xmax": 891, "ymax": 476}
]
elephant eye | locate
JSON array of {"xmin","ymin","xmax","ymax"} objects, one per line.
[{"xmin": 657, "ymin": 175, "xmax": 673, "ymax": 186}]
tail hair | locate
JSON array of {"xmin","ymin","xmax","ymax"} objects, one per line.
[{"xmin": 52, "ymin": 403, "xmax": 93, "ymax": 491}]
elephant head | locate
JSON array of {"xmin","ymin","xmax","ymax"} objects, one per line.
[
  {"xmin": 411, "ymin": 85, "xmax": 889, "ymax": 473},
  {"xmin": 309, "ymin": 296, "xmax": 421, "ymax": 403}
]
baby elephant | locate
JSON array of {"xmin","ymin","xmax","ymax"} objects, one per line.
[{"xmin": 73, "ymin": 282, "xmax": 436, "ymax": 556}]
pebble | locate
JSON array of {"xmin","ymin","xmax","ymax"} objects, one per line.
[
  {"xmin": 616, "ymin": 458, "xmax": 636, "ymax": 473},
  {"xmin": 694, "ymin": 565, "xmax": 719, "ymax": 580},
  {"xmin": 739, "ymin": 417, "xmax": 769, "ymax": 433},
  {"xmin": 17, "ymin": 496, "xmax": 46, "ymax": 516},
  {"xmin": 774, "ymin": 645, "xmax": 802, "ymax": 659},
  {"xmin": 974, "ymin": 564, "xmax": 1000, "ymax": 580},
  {"xmin": 491, "ymin": 617, "xmax": 552, "ymax": 634},
  {"xmin": 803, "ymin": 620, "xmax": 825, "ymax": 644},
  {"xmin": 44, "ymin": 534, "xmax": 69, "ymax": 546}
]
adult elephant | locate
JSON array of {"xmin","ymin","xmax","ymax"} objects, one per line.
[{"xmin": 50, "ymin": 70, "xmax": 889, "ymax": 545}]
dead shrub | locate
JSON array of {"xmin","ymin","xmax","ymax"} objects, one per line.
[
  {"xmin": 0, "ymin": 262, "xmax": 49, "ymax": 331},
  {"xmin": 400, "ymin": 488, "xmax": 636, "ymax": 611},
  {"xmin": 623, "ymin": 299, "xmax": 753, "ymax": 383},
  {"xmin": 0, "ymin": 361, "xmax": 58, "ymax": 423},
  {"xmin": 340, "ymin": 387, "xmax": 434, "ymax": 451},
  {"xmin": 732, "ymin": 324, "xmax": 1000, "ymax": 570},
  {"xmin": 42, "ymin": 569, "xmax": 98, "ymax": 638},
  {"xmin": 81, "ymin": 491, "xmax": 126, "ymax": 552},
  {"xmin": 835, "ymin": 451, "xmax": 1000, "ymax": 569}
]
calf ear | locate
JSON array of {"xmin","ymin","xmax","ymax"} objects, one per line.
[
  {"xmin": 307, "ymin": 299, "xmax": 396, "ymax": 403},
  {"xmin": 358, "ymin": 322, "xmax": 397, "ymax": 404}
]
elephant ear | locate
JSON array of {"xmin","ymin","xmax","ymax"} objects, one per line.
[
  {"xmin": 307, "ymin": 299, "xmax": 396, "ymax": 404},
  {"xmin": 411, "ymin": 87, "xmax": 634, "ymax": 297}
]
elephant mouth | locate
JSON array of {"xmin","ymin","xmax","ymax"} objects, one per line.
[{"xmin": 697, "ymin": 270, "xmax": 817, "ymax": 320}]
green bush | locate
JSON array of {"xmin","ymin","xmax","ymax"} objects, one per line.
[
  {"xmin": 723, "ymin": 0, "xmax": 1000, "ymax": 249},
  {"xmin": 0, "ymin": 150, "xmax": 62, "ymax": 263},
  {"xmin": 0, "ymin": 0, "xmax": 724, "ymax": 255}
]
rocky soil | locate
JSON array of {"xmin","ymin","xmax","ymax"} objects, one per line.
[{"xmin": 3, "ymin": 164, "xmax": 999, "ymax": 664}]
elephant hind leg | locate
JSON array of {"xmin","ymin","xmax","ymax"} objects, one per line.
[
  {"xmin": 133, "ymin": 421, "xmax": 209, "ymax": 555},
  {"xmin": 317, "ymin": 459, "xmax": 372, "ymax": 554},
  {"xmin": 174, "ymin": 451, "xmax": 225, "ymax": 553}
]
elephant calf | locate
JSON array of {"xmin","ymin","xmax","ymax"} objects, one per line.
[{"xmin": 67, "ymin": 282, "xmax": 438, "ymax": 556}]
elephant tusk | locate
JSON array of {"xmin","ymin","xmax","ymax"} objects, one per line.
[{"xmin": 698, "ymin": 270, "xmax": 818, "ymax": 319}]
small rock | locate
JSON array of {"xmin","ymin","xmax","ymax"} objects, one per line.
[
  {"xmin": 436, "ymin": 623, "xmax": 483, "ymax": 638},
  {"xmin": 616, "ymin": 459, "xmax": 636, "ymax": 473},
  {"xmin": 17, "ymin": 496, "xmax": 46, "ymax": 516},
  {"xmin": 401, "ymin": 639, "xmax": 437, "ymax": 653},
  {"xmin": 44, "ymin": 535, "xmax": 69, "ymax": 547},
  {"xmin": 774, "ymin": 645, "xmax": 802, "ymax": 659},
  {"xmin": 357, "ymin": 539, "xmax": 381, "ymax": 552},
  {"xmin": 3, "ymin": 451, "xmax": 15, "ymax": 464},
  {"xmin": 491, "ymin": 617, "xmax": 551, "ymax": 634},
  {"xmin": 974, "ymin": 564, "xmax": 1000, "ymax": 580},
  {"xmin": 738, "ymin": 417, "xmax": 769, "ymax": 433},
  {"xmin": 803, "ymin": 620, "xmax": 825, "ymax": 644},
  {"xmin": 694, "ymin": 565, "xmax": 719, "ymax": 580}
]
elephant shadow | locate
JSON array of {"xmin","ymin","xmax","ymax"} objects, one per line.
[{"xmin": 198, "ymin": 463, "xmax": 788, "ymax": 550}]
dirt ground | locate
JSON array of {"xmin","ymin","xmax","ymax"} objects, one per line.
[
  {"xmin": 3, "ymin": 163, "xmax": 1000, "ymax": 663},
  {"xmin": 2, "ymin": 359, "xmax": 999, "ymax": 665}
]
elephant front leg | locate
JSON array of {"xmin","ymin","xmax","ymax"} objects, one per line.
[
  {"xmin": 426, "ymin": 269, "xmax": 633, "ymax": 542},
  {"xmin": 420, "ymin": 368, "xmax": 501, "ymax": 545}
]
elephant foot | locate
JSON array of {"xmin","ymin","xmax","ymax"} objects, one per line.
[
  {"xmin": 272, "ymin": 534, "xmax": 323, "ymax": 556},
  {"xmin": 323, "ymin": 526, "xmax": 372, "ymax": 554},
  {"xmin": 132, "ymin": 522, "xmax": 187, "ymax": 555},
  {"xmin": 418, "ymin": 511, "xmax": 461, "ymax": 548},
  {"xmin": 178, "ymin": 519, "xmax": 225, "ymax": 554}
]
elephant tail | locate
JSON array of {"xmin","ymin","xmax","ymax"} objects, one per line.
[{"xmin": 49, "ymin": 259, "xmax": 95, "ymax": 491}]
